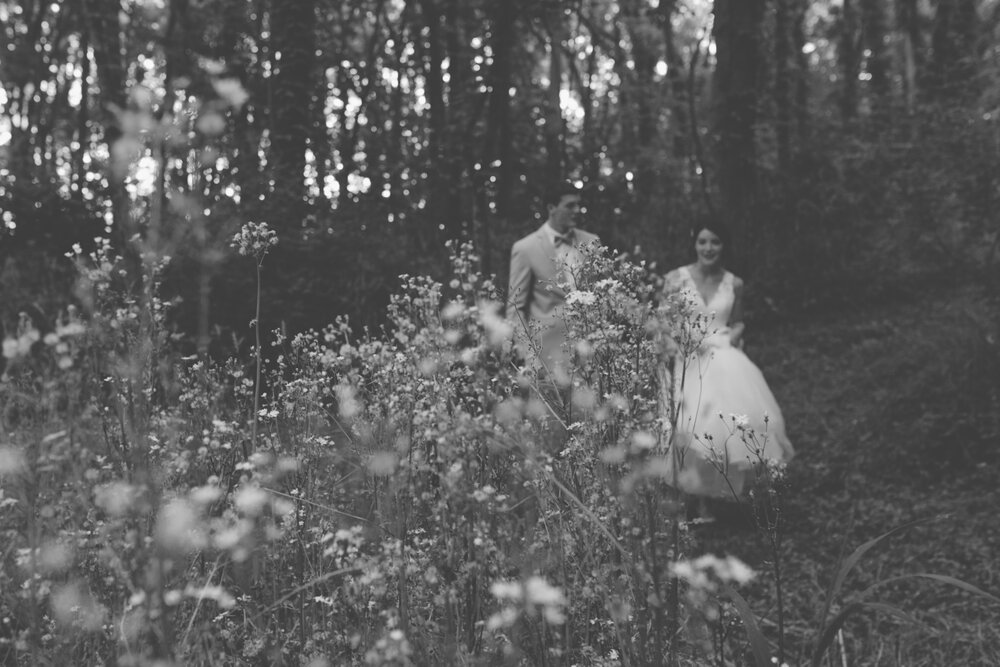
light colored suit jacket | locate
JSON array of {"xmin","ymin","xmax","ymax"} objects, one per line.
[{"xmin": 507, "ymin": 224, "xmax": 601, "ymax": 327}]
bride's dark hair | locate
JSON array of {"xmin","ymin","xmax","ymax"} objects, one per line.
[{"xmin": 690, "ymin": 215, "xmax": 731, "ymax": 247}]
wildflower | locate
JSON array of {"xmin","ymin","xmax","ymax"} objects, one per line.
[
  {"xmin": 472, "ymin": 485, "xmax": 496, "ymax": 502},
  {"xmin": 231, "ymin": 221, "xmax": 278, "ymax": 261},
  {"xmin": 190, "ymin": 484, "xmax": 222, "ymax": 505},
  {"xmin": 94, "ymin": 481, "xmax": 141, "ymax": 517},
  {"xmin": 525, "ymin": 576, "xmax": 565, "ymax": 607},
  {"xmin": 565, "ymin": 290, "xmax": 597, "ymax": 306},
  {"xmin": 765, "ymin": 458, "xmax": 788, "ymax": 482},
  {"xmin": 490, "ymin": 580, "xmax": 523, "ymax": 602},
  {"xmin": 525, "ymin": 576, "xmax": 567, "ymax": 624},
  {"xmin": 51, "ymin": 583, "xmax": 107, "ymax": 632},
  {"xmin": 671, "ymin": 554, "xmax": 755, "ymax": 587},
  {"xmin": 478, "ymin": 300, "xmax": 513, "ymax": 346},
  {"xmin": 185, "ymin": 584, "xmax": 236, "ymax": 609},
  {"xmin": 441, "ymin": 301, "xmax": 465, "ymax": 320},
  {"xmin": 335, "ymin": 383, "xmax": 362, "ymax": 420},
  {"xmin": 56, "ymin": 321, "xmax": 85, "ymax": 337},
  {"xmin": 367, "ymin": 452, "xmax": 398, "ymax": 476},
  {"xmin": 631, "ymin": 430, "xmax": 657, "ymax": 451},
  {"xmin": 731, "ymin": 413, "xmax": 750, "ymax": 430},
  {"xmin": 234, "ymin": 485, "xmax": 270, "ymax": 515},
  {"xmin": 155, "ymin": 498, "xmax": 207, "ymax": 553},
  {"xmin": 486, "ymin": 607, "xmax": 520, "ymax": 630}
]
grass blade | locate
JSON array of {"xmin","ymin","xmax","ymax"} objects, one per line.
[
  {"xmin": 812, "ymin": 601, "xmax": 919, "ymax": 667},
  {"xmin": 819, "ymin": 516, "xmax": 941, "ymax": 628},
  {"xmin": 861, "ymin": 573, "xmax": 1000, "ymax": 604},
  {"xmin": 720, "ymin": 582, "xmax": 773, "ymax": 667}
]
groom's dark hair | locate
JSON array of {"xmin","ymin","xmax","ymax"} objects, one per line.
[{"xmin": 545, "ymin": 181, "xmax": 582, "ymax": 207}]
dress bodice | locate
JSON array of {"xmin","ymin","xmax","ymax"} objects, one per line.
[{"xmin": 673, "ymin": 266, "xmax": 736, "ymax": 328}]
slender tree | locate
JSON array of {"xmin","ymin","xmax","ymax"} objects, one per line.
[
  {"xmin": 775, "ymin": 0, "xmax": 793, "ymax": 172},
  {"xmin": 267, "ymin": 0, "xmax": 317, "ymax": 235},
  {"xmin": 712, "ymin": 0, "xmax": 765, "ymax": 265},
  {"xmin": 840, "ymin": 0, "xmax": 861, "ymax": 119},
  {"xmin": 482, "ymin": 0, "xmax": 517, "ymax": 274},
  {"xmin": 861, "ymin": 0, "xmax": 892, "ymax": 114},
  {"xmin": 544, "ymin": 2, "xmax": 568, "ymax": 191},
  {"xmin": 897, "ymin": 0, "xmax": 923, "ymax": 112},
  {"xmin": 928, "ymin": 0, "xmax": 980, "ymax": 99}
]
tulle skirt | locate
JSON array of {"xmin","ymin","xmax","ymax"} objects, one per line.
[{"xmin": 666, "ymin": 339, "xmax": 794, "ymax": 499}]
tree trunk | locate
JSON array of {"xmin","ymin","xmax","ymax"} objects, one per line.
[
  {"xmin": 775, "ymin": 0, "xmax": 792, "ymax": 172},
  {"xmin": 662, "ymin": 0, "xmax": 690, "ymax": 161},
  {"xmin": 482, "ymin": 0, "xmax": 516, "ymax": 274},
  {"xmin": 840, "ymin": 0, "xmax": 861, "ymax": 120},
  {"xmin": 268, "ymin": 0, "xmax": 316, "ymax": 235},
  {"xmin": 897, "ymin": 0, "xmax": 920, "ymax": 113},
  {"xmin": 83, "ymin": 0, "xmax": 133, "ymax": 280},
  {"xmin": 712, "ymin": 0, "xmax": 764, "ymax": 268},
  {"xmin": 928, "ymin": 0, "xmax": 979, "ymax": 100},
  {"xmin": 622, "ymin": 0, "xmax": 659, "ymax": 204},
  {"xmin": 861, "ymin": 0, "xmax": 892, "ymax": 113},
  {"xmin": 544, "ymin": 5, "xmax": 566, "ymax": 192},
  {"xmin": 418, "ymin": 0, "xmax": 449, "ymax": 247},
  {"xmin": 793, "ymin": 0, "xmax": 810, "ymax": 140},
  {"xmin": 443, "ymin": 0, "xmax": 474, "ymax": 242}
]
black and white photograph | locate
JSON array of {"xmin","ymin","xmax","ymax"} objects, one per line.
[{"xmin": 1, "ymin": 0, "xmax": 998, "ymax": 665}]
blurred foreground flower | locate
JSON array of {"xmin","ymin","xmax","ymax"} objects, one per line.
[{"xmin": 488, "ymin": 575, "xmax": 568, "ymax": 629}]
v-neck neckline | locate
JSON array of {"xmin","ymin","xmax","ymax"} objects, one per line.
[{"xmin": 684, "ymin": 266, "xmax": 724, "ymax": 307}]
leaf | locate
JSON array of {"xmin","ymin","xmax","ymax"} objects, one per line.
[
  {"xmin": 861, "ymin": 573, "xmax": 1000, "ymax": 605},
  {"xmin": 720, "ymin": 583, "xmax": 772, "ymax": 667},
  {"xmin": 859, "ymin": 602, "xmax": 922, "ymax": 628},
  {"xmin": 812, "ymin": 601, "xmax": 920, "ymax": 667},
  {"xmin": 818, "ymin": 516, "xmax": 941, "ymax": 629}
]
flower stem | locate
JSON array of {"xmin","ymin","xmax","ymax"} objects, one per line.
[{"xmin": 251, "ymin": 261, "xmax": 262, "ymax": 451}]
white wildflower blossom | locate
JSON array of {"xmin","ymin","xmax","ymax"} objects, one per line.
[
  {"xmin": 155, "ymin": 498, "xmax": 207, "ymax": 553},
  {"xmin": 565, "ymin": 290, "xmax": 597, "ymax": 306},
  {"xmin": 231, "ymin": 221, "xmax": 278, "ymax": 260},
  {"xmin": 490, "ymin": 580, "xmax": 523, "ymax": 601},
  {"xmin": 478, "ymin": 300, "xmax": 513, "ymax": 346},
  {"xmin": 525, "ymin": 576, "xmax": 565, "ymax": 607},
  {"xmin": 234, "ymin": 485, "xmax": 269, "ymax": 515},
  {"xmin": 672, "ymin": 554, "xmax": 756, "ymax": 587},
  {"xmin": 594, "ymin": 278, "xmax": 622, "ymax": 292},
  {"xmin": 631, "ymin": 430, "xmax": 657, "ymax": 450}
]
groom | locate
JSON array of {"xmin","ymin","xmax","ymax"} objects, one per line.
[{"xmin": 507, "ymin": 182, "xmax": 600, "ymax": 357}]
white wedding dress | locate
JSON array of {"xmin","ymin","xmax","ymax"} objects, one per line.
[{"xmin": 666, "ymin": 267, "xmax": 794, "ymax": 499}]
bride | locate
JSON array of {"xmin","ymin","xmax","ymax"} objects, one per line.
[{"xmin": 663, "ymin": 221, "xmax": 794, "ymax": 500}]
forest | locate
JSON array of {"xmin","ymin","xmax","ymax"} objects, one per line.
[{"xmin": 1, "ymin": 0, "xmax": 999, "ymax": 665}]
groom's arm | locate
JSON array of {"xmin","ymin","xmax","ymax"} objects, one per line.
[{"xmin": 507, "ymin": 242, "xmax": 532, "ymax": 322}]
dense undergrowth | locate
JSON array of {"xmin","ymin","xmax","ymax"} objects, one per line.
[{"xmin": 2, "ymin": 225, "xmax": 998, "ymax": 666}]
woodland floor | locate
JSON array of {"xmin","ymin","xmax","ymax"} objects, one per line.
[{"xmin": 695, "ymin": 281, "xmax": 1000, "ymax": 666}]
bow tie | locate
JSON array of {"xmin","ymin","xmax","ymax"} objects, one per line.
[{"xmin": 554, "ymin": 231, "xmax": 575, "ymax": 247}]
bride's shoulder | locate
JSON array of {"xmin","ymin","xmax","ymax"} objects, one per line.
[
  {"xmin": 663, "ymin": 266, "xmax": 687, "ymax": 290},
  {"xmin": 726, "ymin": 271, "xmax": 744, "ymax": 291}
]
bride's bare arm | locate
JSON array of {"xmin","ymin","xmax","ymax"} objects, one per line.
[
  {"xmin": 729, "ymin": 276, "xmax": 745, "ymax": 347},
  {"xmin": 663, "ymin": 269, "xmax": 682, "ymax": 293}
]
